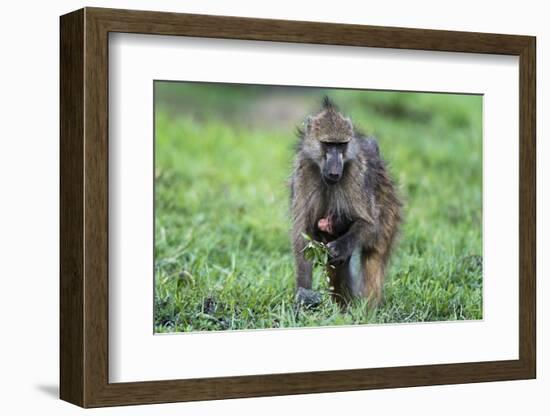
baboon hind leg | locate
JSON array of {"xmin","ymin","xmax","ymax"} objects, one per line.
[{"xmin": 362, "ymin": 252, "xmax": 385, "ymax": 307}]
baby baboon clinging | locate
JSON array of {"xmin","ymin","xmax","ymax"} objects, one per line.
[{"xmin": 290, "ymin": 97, "xmax": 401, "ymax": 307}]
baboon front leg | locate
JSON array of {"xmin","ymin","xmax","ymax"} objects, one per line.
[
  {"xmin": 295, "ymin": 252, "xmax": 313, "ymax": 289},
  {"xmin": 326, "ymin": 259, "xmax": 358, "ymax": 306},
  {"xmin": 326, "ymin": 219, "xmax": 375, "ymax": 264},
  {"xmin": 362, "ymin": 252, "xmax": 385, "ymax": 307},
  {"xmin": 295, "ymin": 256, "xmax": 322, "ymax": 307}
]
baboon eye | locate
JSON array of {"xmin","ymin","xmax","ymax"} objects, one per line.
[
  {"xmin": 324, "ymin": 143, "xmax": 347, "ymax": 153},
  {"xmin": 324, "ymin": 143, "xmax": 345, "ymax": 149}
]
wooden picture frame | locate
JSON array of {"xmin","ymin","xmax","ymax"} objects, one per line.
[{"xmin": 60, "ymin": 7, "xmax": 536, "ymax": 408}]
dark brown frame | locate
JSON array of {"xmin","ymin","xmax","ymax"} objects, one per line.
[{"xmin": 60, "ymin": 7, "xmax": 536, "ymax": 408}]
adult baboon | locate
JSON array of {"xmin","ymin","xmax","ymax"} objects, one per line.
[{"xmin": 290, "ymin": 97, "xmax": 401, "ymax": 307}]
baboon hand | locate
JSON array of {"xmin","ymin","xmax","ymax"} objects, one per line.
[{"xmin": 326, "ymin": 238, "xmax": 353, "ymax": 265}]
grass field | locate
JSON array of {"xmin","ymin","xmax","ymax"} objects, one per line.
[{"xmin": 154, "ymin": 82, "xmax": 483, "ymax": 333}]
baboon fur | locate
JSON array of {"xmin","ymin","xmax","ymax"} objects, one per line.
[{"xmin": 290, "ymin": 97, "xmax": 402, "ymax": 306}]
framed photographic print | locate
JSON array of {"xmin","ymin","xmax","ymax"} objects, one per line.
[{"xmin": 60, "ymin": 7, "xmax": 536, "ymax": 408}]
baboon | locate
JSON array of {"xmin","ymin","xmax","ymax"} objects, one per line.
[{"xmin": 290, "ymin": 97, "xmax": 401, "ymax": 307}]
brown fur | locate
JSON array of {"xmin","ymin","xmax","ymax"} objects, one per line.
[{"xmin": 290, "ymin": 97, "xmax": 402, "ymax": 306}]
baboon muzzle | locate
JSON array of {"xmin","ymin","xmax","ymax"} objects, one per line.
[{"xmin": 323, "ymin": 148, "xmax": 344, "ymax": 184}]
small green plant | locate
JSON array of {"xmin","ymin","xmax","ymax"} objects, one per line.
[{"xmin": 301, "ymin": 233, "xmax": 334, "ymax": 290}]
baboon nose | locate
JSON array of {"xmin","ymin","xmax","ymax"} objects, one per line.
[{"xmin": 325, "ymin": 172, "xmax": 341, "ymax": 184}]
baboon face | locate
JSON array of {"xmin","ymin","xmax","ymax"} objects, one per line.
[
  {"xmin": 321, "ymin": 142, "xmax": 347, "ymax": 185},
  {"xmin": 300, "ymin": 137, "xmax": 355, "ymax": 185},
  {"xmin": 300, "ymin": 98, "xmax": 359, "ymax": 185}
]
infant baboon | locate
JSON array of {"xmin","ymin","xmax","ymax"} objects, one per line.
[{"xmin": 290, "ymin": 97, "xmax": 401, "ymax": 307}]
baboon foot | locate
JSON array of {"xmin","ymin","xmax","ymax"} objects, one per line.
[{"xmin": 296, "ymin": 287, "xmax": 322, "ymax": 309}]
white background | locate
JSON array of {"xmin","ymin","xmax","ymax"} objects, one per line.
[
  {"xmin": 110, "ymin": 34, "xmax": 519, "ymax": 382},
  {"xmin": 0, "ymin": 0, "xmax": 546, "ymax": 414}
]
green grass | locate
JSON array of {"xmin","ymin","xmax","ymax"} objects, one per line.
[{"xmin": 154, "ymin": 84, "xmax": 483, "ymax": 333}]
